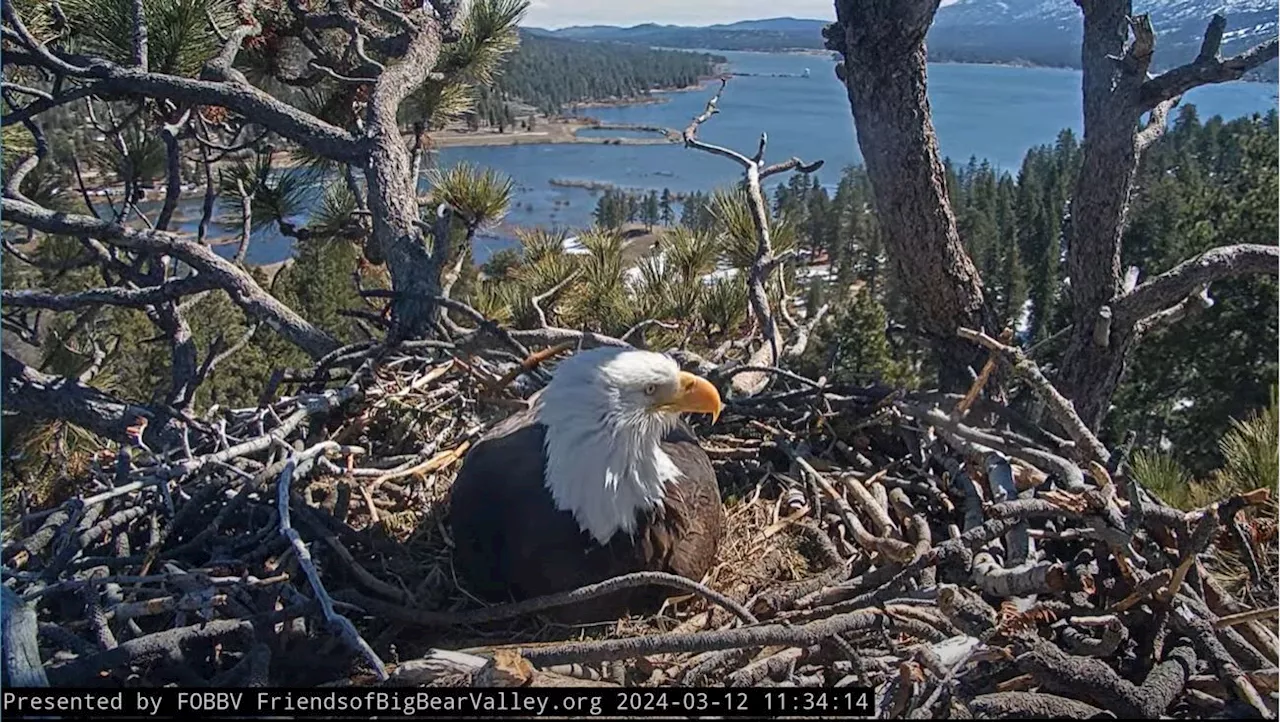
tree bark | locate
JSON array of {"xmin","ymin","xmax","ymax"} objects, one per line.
[
  {"xmin": 364, "ymin": 15, "xmax": 450, "ymax": 343},
  {"xmin": 1058, "ymin": 1, "xmax": 1279, "ymax": 430},
  {"xmin": 828, "ymin": 0, "xmax": 996, "ymax": 390},
  {"xmin": 2, "ymin": 351, "xmax": 186, "ymax": 449},
  {"xmin": 1056, "ymin": 1, "xmax": 1151, "ymax": 430}
]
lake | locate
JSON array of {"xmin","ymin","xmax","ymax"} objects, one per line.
[{"xmin": 167, "ymin": 50, "xmax": 1280, "ymax": 266}]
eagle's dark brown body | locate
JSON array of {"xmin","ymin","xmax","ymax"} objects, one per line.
[{"xmin": 447, "ymin": 406, "xmax": 725, "ymax": 623}]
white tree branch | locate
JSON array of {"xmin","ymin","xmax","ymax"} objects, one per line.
[{"xmin": 1113, "ymin": 244, "xmax": 1279, "ymax": 329}]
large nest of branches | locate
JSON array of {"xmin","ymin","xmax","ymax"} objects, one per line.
[{"xmin": 2, "ymin": 329, "xmax": 1276, "ymax": 719}]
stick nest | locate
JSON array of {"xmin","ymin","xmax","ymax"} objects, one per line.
[{"xmin": 2, "ymin": 339, "xmax": 1276, "ymax": 719}]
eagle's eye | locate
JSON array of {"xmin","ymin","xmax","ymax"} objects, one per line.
[{"xmin": 643, "ymin": 384, "xmax": 658, "ymax": 397}]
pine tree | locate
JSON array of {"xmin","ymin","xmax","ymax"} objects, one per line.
[
  {"xmin": 800, "ymin": 289, "xmax": 914, "ymax": 388},
  {"xmin": 593, "ymin": 189, "xmax": 630, "ymax": 229},
  {"xmin": 659, "ymin": 188, "xmax": 674, "ymax": 226},
  {"xmin": 642, "ymin": 190, "xmax": 660, "ymax": 230}
]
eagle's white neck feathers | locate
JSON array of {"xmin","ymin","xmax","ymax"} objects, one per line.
[{"xmin": 535, "ymin": 348, "xmax": 686, "ymax": 546}]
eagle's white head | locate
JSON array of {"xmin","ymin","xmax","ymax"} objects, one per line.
[{"xmin": 533, "ymin": 347, "xmax": 723, "ymax": 546}]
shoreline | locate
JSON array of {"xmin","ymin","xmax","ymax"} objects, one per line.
[{"xmin": 61, "ymin": 54, "xmax": 1271, "ymax": 203}]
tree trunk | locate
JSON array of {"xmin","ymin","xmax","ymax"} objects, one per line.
[
  {"xmin": 1056, "ymin": 1, "xmax": 1150, "ymax": 430},
  {"xmin": 365, "ymin": 21, "xmax": 449, "ymax": 343},
  {"xmin": 1054, "ymin": 1, "xmax": 1278, "ymax": 430},
  {"xmin": 829, "ymin": 1, "xmax": 996, "ymax": 390}
]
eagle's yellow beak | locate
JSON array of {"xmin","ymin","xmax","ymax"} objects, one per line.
[{"xmin": 663, "ymin": 372, "xmax": 724, "ymax": 425}]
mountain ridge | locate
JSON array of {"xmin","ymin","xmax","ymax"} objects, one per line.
[{"xmin": 531, "ymin": 2, "xmax": 1278, "ymax": 73}]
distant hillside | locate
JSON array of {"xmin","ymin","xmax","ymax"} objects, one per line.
[
  {"xmin": 470, "ymin": 33, "xmax": 725, "ymax": 125},
  {"xmin": 545, "ymin": 20, "xmax": 825, "ymax": 53},
  {"xmin": 532, "ymin": 2, "xmax": 1278, "ymax": 75}
]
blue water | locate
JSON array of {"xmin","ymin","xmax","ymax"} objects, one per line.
[
  {"xmin": 574, "ymin": 128, "xmax": 668, "ymax": 139},
  {"xmin": 150, "ymin": 50, "xmax": 1279, "ymax": 266}
]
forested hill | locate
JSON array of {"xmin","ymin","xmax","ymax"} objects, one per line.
[{"xmin": 475, "ymin": 32, "xmax": 725, "ymax": 121}]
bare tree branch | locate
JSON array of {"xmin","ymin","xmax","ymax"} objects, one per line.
[
  {"xmin": 361, "ymin": 10, "xmax": 456, "ymax": 341},
  {"xmin": 1, "ymin": 81, "xmax": 51, "ymax": 100},
  {"xmin": 307, "ymin": 59, "xmax": 378, "ymax": 84},
  {"xmin": 2, "ymin": 199, "xmax": 340, "ymax": 359},
  {"xmin": 529, "ymin": 270, "xmax": 580, "ymax": 329},
  {"xmin": 1055, "ymin": 1, "xmax": 1279, "ymax": 429},
  {"xmin": 1135, "ymin": 96, "xmax": 1179, "ymax": 151},
  {"xmin": 2, "ymin": 276, "xmax": 217, "ymax": 312},
  {"xmin": 129, "ymin": 0, "xmax": 147, "ymax": 71},
  {"xmin": 679, "ymin": 79, "xmax": 823, "ymax": 395},
  {"xmin": 76, "ymin": 333, "xmax": 121, "ymax": 384},
  {"xmin": 1113, "ymin": 244, "xmax": 1279, "ymax": 329},
  {"xmin": 761, "ymin": 157, "xmax": 825, "ymax": 179},
  {"xmin": 203, "ymin": 0, "xmax": 260, "ymax": 81},
  {"xmin": 3, "ymin": 115, "xmax": 47, "ymax": 204},
  {"xmin": 155, "ymin": 110, "xmax": 190, "ymax": 232},
  {"xmin": 0, "ymin": 84, "xmax": 103, "ymax": 128},
  {"xmin": 233, "ymin": 179, "xmax": 254, "ymax": 265},
  {"xmin": 958, "ymin": 327, "xmax": 1112, "ymax": 467},
  {"xmin": 186, "ymin": 323, "xmax": 260, "ymax": 406},
  {"xmin": 1, "ymin": 0, "xmax": 365, "ymax": 164},
  {"xmin": 681, "ymin": 79, "xmax": 752, "ymax": 167},
  {"xmin": 1140, "ymin": 15, "xmax": 1280, "ymax": 111},
  {"xmin": 830, "ymin": 0, "xmax": 997, "ymax": 392},
  {"xmin": 1133, "ymin": 284, "xmax": 1214, "ymax": 338}
]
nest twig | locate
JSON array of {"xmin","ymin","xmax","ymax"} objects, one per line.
[{"xmin": 2, "ymin": 334, "xmax": 1275, "ymax": 719}]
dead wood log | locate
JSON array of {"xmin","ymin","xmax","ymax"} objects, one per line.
[{"xmin": 967, "ymin": 692, "xmax": 1107, "ymax": 719}]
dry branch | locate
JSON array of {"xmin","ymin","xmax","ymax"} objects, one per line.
[
  {"xmin": 2, "ymin": 199, "xmax": 339, "ymax": 359},
  {"xmin": 2, "ymin": 306, "xmax": 1272, "ymax": 702},
  {"xmin": 680, "ymin": 79, "xmax": 823, "ymax": 395},
  {"xmin": 276, "ymin": 447, "xmax": 389, "ymax": 681},
  {"xmin": 958, "ymin": 327, "xmax": 1111, "ymax": 465}
]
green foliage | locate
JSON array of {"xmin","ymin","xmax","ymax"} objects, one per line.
[
  {"xmin": 797, "ymin": 290, "xmax": 917, "ymax": 389},
  {"xmin": 2, "ymin": 124, "xmax": 36, "ymax": 173},
  {"xmin": 219, "ymin": 152, "xmax": 311, "ymax": 232},
  {"xmin": 186, "ymin": 293, "xmax": 278, "ymax": 412},
  {"xmin": 642, "ymin": 190, "xmax": 660, "ymax": 230},
  {"xmin": 659, "ymin": 188, "xmax": 675, "ymax": 226},
  {"xmin": 1130, "ymin": 450, "xmax": 1194, "ymax": 509},
  {"xmin": 699, "ymin": 277, "xmax": 749, "ymax": 339},
  {"xmin": 593, "ymin": 188, "xmax": 638, "ymax": 229},
  {"xmin": 86, "ymin": 123, "xmax": 168, "ymax": 192},
  {"xmin": 464, "ymin": 185, "xmax": 795, "ymax": 348},
  {"xmin": 1199, "ymin": 390, "xmax": 1279, "ymax": 505},
  {"xmin": 680, "ymin": 191, "xmax": 717, "ymax": 233},
  {"xmin": 404, "ymin": 0, "xmax": 527, "ymax": 128},
  {"xmin": 60, "ymin": 0, "xmax": 236, "ymax": 76},
  {"xmin": 273, "ymin": 237, "xmax": 365, "ymax": 343},
  {"xmin": 759, "ymin": 111, "xmax": 1270, "ymax": 479},
  {"xmin": 309, "ymin": 182, "xmax": 359, "ymax": 238},
  {"xmin": 426, "ymin": 162, "xmax": 514, "ymax": 232},
  {"xmin": 481, "ymin": 248, "xmax": 522, "ymax": 280},
  {"xmin": 711, "ymin": 186, "xmax": 798, "ymax": 270},
  {"xmin": 1129, "ymin": 392, "xmax": 1277, "ymax": 511},
  {"xmin": 559, "ymin": 230, "xmax": 632, "ymax": 335},
  {"xmin": 443, "ymin": 0, "xmax": 526, "ymax": 85}
]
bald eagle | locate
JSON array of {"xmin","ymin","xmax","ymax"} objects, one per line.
[{"xmin": 448, "ymin": 347, "xmax": 726, "ymax": 623}]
